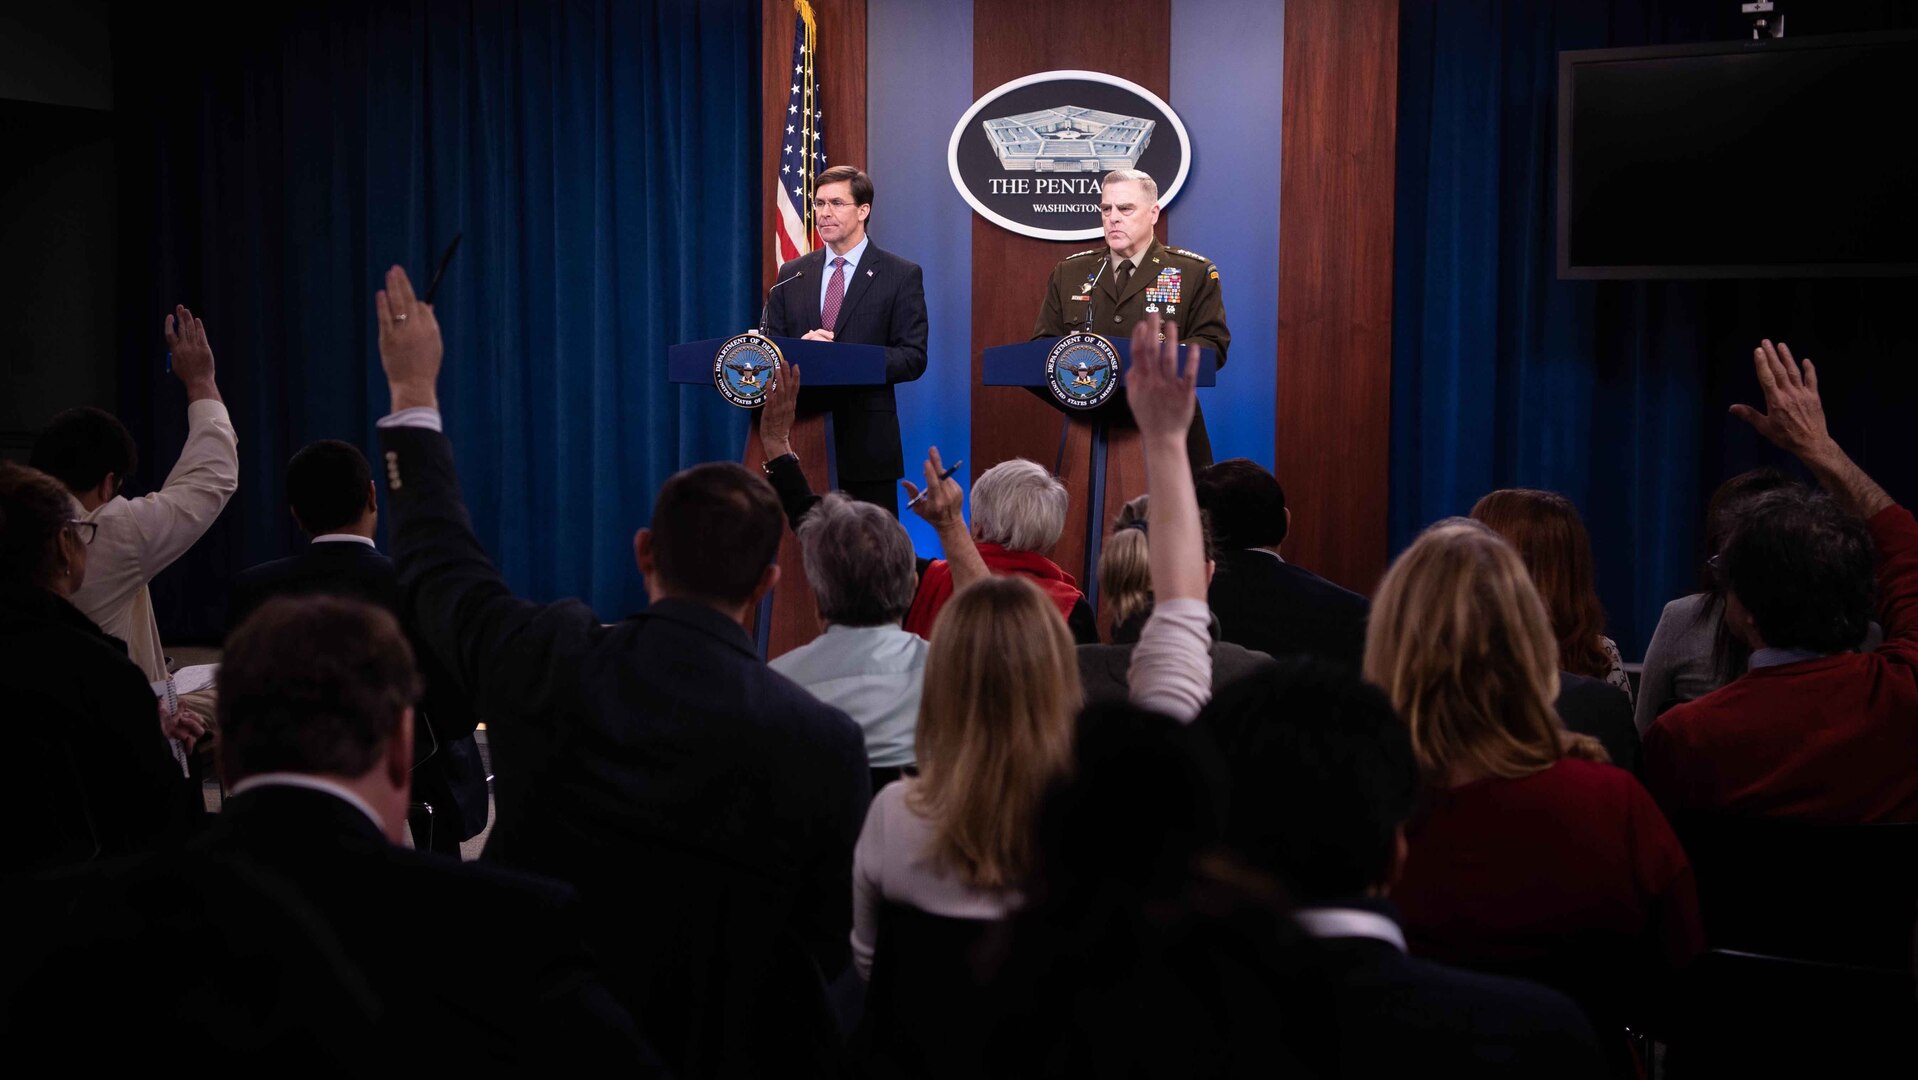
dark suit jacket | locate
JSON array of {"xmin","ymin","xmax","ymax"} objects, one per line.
[
  {"xmin": 0, "ymin": 581, "xmax": 203, "ymax": 868},
  {"xmin": 1207, "ymin": 548, "xmax": 1370, "ymax": 670},
  {"xmin": 1, "ymin": 785, "xmax": 652, "ymax": 1071},
  {"xmin": 229, "ymin": 540, "xmax": 489, "ymax": 843},
  {"xmin": 1556, "ymin": 671, "xmax": 1641, "ymax": 775},
  {"xmin": 378, "ymin": 423, "xmax": 870, "ymax": 1077},
  {"xmin": 1078, "ymin": 606, "xmax": 1282, "ymax": 709},
  {"xmin": 764, "ymin": 242, "xmax": 929, "ymax": 484},
  {"xmin": 1307, "ymin": 926, "xmax": 1607, "ymax": 1077}
]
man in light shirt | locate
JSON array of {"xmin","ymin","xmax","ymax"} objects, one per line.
[{"xmin": 29, "ymin": 304, "xmax": 238, "ymax": 683}]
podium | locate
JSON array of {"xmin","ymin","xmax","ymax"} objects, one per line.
[
  {"xmin": 980, "ymin": 338, "xmax": 1215, "ymax": 626},
  {"xmin": 668, "ymin": 335, "xmax": 888, "ymax": 658}
]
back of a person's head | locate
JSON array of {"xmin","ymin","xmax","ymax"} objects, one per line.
[
  {"xmin": 794, "ymin": 492, "xmax": 917, "ymax": 627},
  {"xmin": 648, "ymin": 461, "xmax": 784, "ymax": 606},
  {"xmin": 218, "ymin": 595, "xmax": 421, "ymax": 784},
  {"xmin": 1195, "ymin": 457, "xmax": 1286, "ymax": 550},
  {"xmin": 1365, "ymin": 519, "xmax": 1605, "ymax": 784},
  {"xmin": 0, "ymin": 462, "xmax": 76, "ymax": 587},
  {"xmin": 915, "ymin": 575, "xmax": 1081, "ymax": 890},
  {"xmin": 1203, "ymin": 659, "xmax": 1415, "ymax": 903},
  {"xmin": 1469, "ymin": 488, "xmax": 1612, "ymax": 680},
  {"xmin": 1704, "ymin": 468, "xmax": 1799, "ymax": 557},
  {"xmin": 286, "ymin": 440, "xmax": 373, "ymax": 536},
  {"xmin": 29, "ymin": 407, "xmax": 137, "ymax": 496},
  {"xmin": 970, "ymin": 458, "xmax": 1067, "ymax": 554},
  {"xmin": 1098, "ymin": 494, "xmax": 1215, "ymax": 632},
  {"xmin": 1723, "ymin": 487, "xmax": 1875, "ymax": 654}
]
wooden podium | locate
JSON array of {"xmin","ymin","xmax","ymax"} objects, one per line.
[
  {"xmin": 979, "ymin": 338, "xmax": 1215, "ymax": 624},
  {"xmin": 667, "ymin": 335, "xmax": 888, "ymax": 658}
]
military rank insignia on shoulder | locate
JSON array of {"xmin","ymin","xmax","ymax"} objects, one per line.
[{"xmin": 1064, "ymin": 248, "xmax": 1103, "ymax": 261}]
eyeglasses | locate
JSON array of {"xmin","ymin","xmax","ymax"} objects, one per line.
[
  {"xmin": 1706, "ymin": 553, "xmax": 1724, "ymax": 577},
  {"xmin": 811, "ymin": 198, "xmax": 857, "ymax": 211},
  {"xmin": 66, "ymin": 520, "xmax": 98, "ymax": 546}
]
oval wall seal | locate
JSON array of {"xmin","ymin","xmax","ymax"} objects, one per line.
[
  {"xmin": 948, "ymin": 70, "xmax": 1193, "ymax": 241},
  {"xmin": 713, "ymin": 333, "xmax": 784, "ymax": 408},
  {"xmin": 1045, "ymin": 332, "xmax": 1122, "ymax": 410}
]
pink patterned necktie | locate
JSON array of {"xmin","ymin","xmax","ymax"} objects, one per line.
[{"xmin": 821, "ymin": 256, "xmax": 848, "ymax": 332}]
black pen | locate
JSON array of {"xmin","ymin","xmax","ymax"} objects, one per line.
[
  {"xmin": 906, "ymin": 460, "xmax": 964, "ymax": 509},
  {"xmin": 424, "ymin": 233, "xmax": 463, "ymax": 304}
]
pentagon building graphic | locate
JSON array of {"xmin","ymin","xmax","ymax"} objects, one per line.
[{"xmin": 981, "ymin": 106, "xmax": 1156, "ymax": 172}]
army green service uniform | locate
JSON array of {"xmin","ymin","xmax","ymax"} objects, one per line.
[{"xmin": 1031, "ymin": 237, "xmax": 1230, "ymax": 467}]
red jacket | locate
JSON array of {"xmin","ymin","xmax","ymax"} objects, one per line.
[
  {"xmin": 1644, "ymin": 505, "xmax": 1918, "ymax": 824},
  {"xmin": 902, "ymin": 542, "xmax": 1084, "ymax": 639}
]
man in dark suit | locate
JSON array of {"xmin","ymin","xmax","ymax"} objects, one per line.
[
  {"xmin": 228, "ymin": 439, "xmax": 488, "ymax": 854},
  {"xmin": 371, "ymin": 265, "xmax": 870, "ymax": 1077},
  {"xmin": 1, "ymin": 595, "xmax": 652, "ymax": 1071},
  {"xmin": 1196, "ymin": 458, "xmax": 1370, "ymax": 668},
  {"xmin": 1203, "ymin": 660, "xmax": 1609, "ymax": 1077},
  {"xmin": 763, "ymin": 165, "xmax": 929, "ymax": 513}
]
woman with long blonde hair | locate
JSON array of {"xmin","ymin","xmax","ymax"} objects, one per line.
[
  {"xmin": 850, "ymin": 574, "xmax": 1081, "ymax": 978},
  {"xmin": 1366, "ymin": 519, "xmax": 1700, "ymax": 1044}
]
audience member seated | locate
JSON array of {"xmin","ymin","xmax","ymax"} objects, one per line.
[
  {"xmin": 902, "ymin": 457, "xmax": 1099, "ymax": 644},
  {"xmin": 228, "ymin": 439, "xmax": 489, "ymax": 853},
  {"xmin": 370, "ymin": 266, "xmax": 868, "ymax": 1077},
  {"xmin": 1078, "ymin": 493, "xmax": 1279, "ymax": 709},
  {"xmin": 1194, "ymin": 457, "xmax": 1369, "ymax": 669},
  {"xmin": 1203, "ymin": 659, "xmax": 1607, "ymax": 1077},
  {"xmin": 28, "ymin": 306, "xmax": 237, "ymax": 682},
  {"xmin": 771, "ymin": 492, "xmax": 934, "ymax": 794},
  {"xmin": 1367, "ymin": 518, "xmax": 1702, "ymax": 1055},
  {"xmin": 1554, "ymin": 670, "xmax": 1640, "ymax": 776},
  {"xmin": 1634, "ymin": 469, "xmax": 1799, "ymax": 733},
  {"xmin": 2, "ymin": 596, "xmax": 656, "ymax": 1070},
  {"xmin": 1471, "ymin": 488, "xmax": 1634, "ymax": 703},
  {"xmin": 1645, "ymin": 340, "xmax": 1918, "ymax": 824},
  {"xmin": 0, "ymin": 462, "xmax": 204, "ymax": 868}
]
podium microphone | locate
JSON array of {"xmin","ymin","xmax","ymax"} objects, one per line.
[
  {"xmin": 759, "ymin": 270, "xmax": 806, "ymax": 334},
  {"xmin": 1081, "ymin": 258, "xmax": 1108, "ymax": 333}
]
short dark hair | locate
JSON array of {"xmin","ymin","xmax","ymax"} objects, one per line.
[
  {"xmin": 1723, "ymin": 488, "xmax": 1875, "ymax": 654},
  {"xmin": 29, "ymin": 407, "xmax": 138, "ymax": 495},
  {"xmin": 218, "ymin": 595, "xmax": 421, "ymax": 782},
  {"xmin": 287, "ymin": 440, "xmax": 373, "ymax": 536},
  {"xmin": 649, "ymin": 462, "xmax": 785, "ymax": 605},
  {"xmin": 0, "ymin": 462, "xmax": 78, "ymax": 586},
  {"xmin": 817, "ymin": 165, "xmax": 874, "ymax": 211},
  {"xmin": 1202, "ymin": 658, "xmax": 1416, "ymax": 903},
  {"xmin": 1196, "ymin": 458, "xmax": 1287, "ymax": 549}
]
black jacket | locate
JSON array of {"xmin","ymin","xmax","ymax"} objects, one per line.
[
  {"xmin": 1555, "ymin": 671, "xmax": 1641, "ymax": 775},
  {"xmin": 764, "ymin": 242, "xmax": 929, "ymax": 483},
  {"xmin": 1207, "ymin": 548, "xmax": 1370, "ymax": 670},
  {"xmin": 378, "ymin": 423, "xmax": 870, "ymax": 1077},
  {"xmin": 229, "ymin": 540, "xmax": 490, "ymax": 842}
]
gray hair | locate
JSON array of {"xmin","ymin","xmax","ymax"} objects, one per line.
[
  {"xmin": 795, "ymin": 493, "xmax": 919, "ymax": 627},
  {"xmin": 970, "ymin": 459, "xmax": 1067, "ymax": 554},
  {"xmin": 1102, "ymin": 168, "xmax": 1159, "ymax": 202}
]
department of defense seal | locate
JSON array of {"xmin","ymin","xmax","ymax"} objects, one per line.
[
  {"xmin": 713, "ymin": 332, "xmax": 784, "ymax": 408},
  {"xmin": 1045, "ymin": 332, "xmax": 1121, "ymax": 410}
]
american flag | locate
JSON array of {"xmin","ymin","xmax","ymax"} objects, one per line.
[{"xmin": 775, "ymin": 0, "xmax": 826, "ymax": 268}]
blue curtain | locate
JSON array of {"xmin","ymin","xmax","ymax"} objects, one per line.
[
  {"xmin": 1392, "ymin": 0, "xmax": 1918, "ymax": 658},
  {"xmin": 112, "ymin": 0, "xmax": 761, "ymax": 642}
]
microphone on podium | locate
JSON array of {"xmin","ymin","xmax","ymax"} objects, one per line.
[{"xmin": 759, "ymin": 270, "xmax": 806, "ymax": 334}]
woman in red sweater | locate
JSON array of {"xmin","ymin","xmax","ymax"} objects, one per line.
[{"xmin": 1365, "ymin": 519, "xmax": 1702, "ymax": 1042}]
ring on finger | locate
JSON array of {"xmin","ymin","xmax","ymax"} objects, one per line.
[{"xmin": 395, "ymin": 312, "xmax": 409, "ymax": 322}]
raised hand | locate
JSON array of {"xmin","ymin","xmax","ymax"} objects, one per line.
[
  {"xmin": 761, "ymin": 361, "xmax": 801, "ymax": 461},
  {"xmin": 1730, "ymin": 339, "xmax": 1835, "ymax": 465},
  {"xmin": 903, "ymin": 445, "xmax": 965, "ymax": 531},
  {"xmin": 1126, "ymin": 314, "xmax": 1199, "ymax": 443},
  {"xmin": 164, "ymin": 304, "xmax": 221, "ymax": 403},
  {"xmin": 376, "ymin": 264, "xmax": 443, "ymax": 412}
]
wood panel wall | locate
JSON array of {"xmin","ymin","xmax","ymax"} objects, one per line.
[
  {"xmin": 1276, "ymin": 0, "xmax": 1397, "ymax": 593},
  {"xmin": 969, "ymin": 0, "xmax": 1171, "ymax": 586}
]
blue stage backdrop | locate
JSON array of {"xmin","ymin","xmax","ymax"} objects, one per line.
[{"xmin": 114, "ymin": 0, "xmax": 762, "ymax": 641}]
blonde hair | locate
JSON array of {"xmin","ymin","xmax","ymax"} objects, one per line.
[
  {"xmin": 1098, "ymin": 495, "xmax": 1154, "ymax": 630},
  {"xmin": 1363, "ymin": 519, "xmax": 1607, "ymax": 787},
  {"xmin": 912, "ymin": 576, "xmax": 1082, "ymax": 890}
]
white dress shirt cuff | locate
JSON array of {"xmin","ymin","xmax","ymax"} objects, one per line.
[{"xmin": 377, "ymin": 407, "xmax": 443, "ymax": 432}]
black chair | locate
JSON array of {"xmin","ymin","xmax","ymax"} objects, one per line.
[
  {"xmin": 1677, "ymin": 814, "xmax": 1918, "ymax": 968},
  {"xmin": 1673, "ymin": 949, "xmax": 1918, "ymax": 1073},
  {"xmin": 850, "ymin": 901, "xmax": 1003, "ymax": 1080}
]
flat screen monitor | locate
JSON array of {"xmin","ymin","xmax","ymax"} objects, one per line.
[{"xmin": 1558, "ymin": 32, "xmax": 1918, "ymax": 279}]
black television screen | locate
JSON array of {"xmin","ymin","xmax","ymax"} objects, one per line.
[{"xmin": 1558, "ymin": 32, "xmax": 1918, "ymax": 279}]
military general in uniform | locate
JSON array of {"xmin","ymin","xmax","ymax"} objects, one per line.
[{"xmin": 1032, "ymin": 167, "xmax": 1230, "ymax": 467}]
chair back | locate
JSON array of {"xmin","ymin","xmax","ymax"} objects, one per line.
[
  {"xmin": 852, "ymin": 901, "xmax": 1004, "ymax": 1080},
  {"xmin": 1676, "ymin": 948, "xmax": 1918, "ymax": 1072},
  {"xmin": 1677, "ymin": 813, "xmax": 1918, "ymax": 968}
]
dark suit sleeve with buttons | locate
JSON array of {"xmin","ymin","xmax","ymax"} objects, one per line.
[
  {"xmin": 883, "ymin": 263, "xmax": 929, "ymax": 384},
  {"xmin": 378, "ymin": 425, "xmax": 599, "ymax": 727}
]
